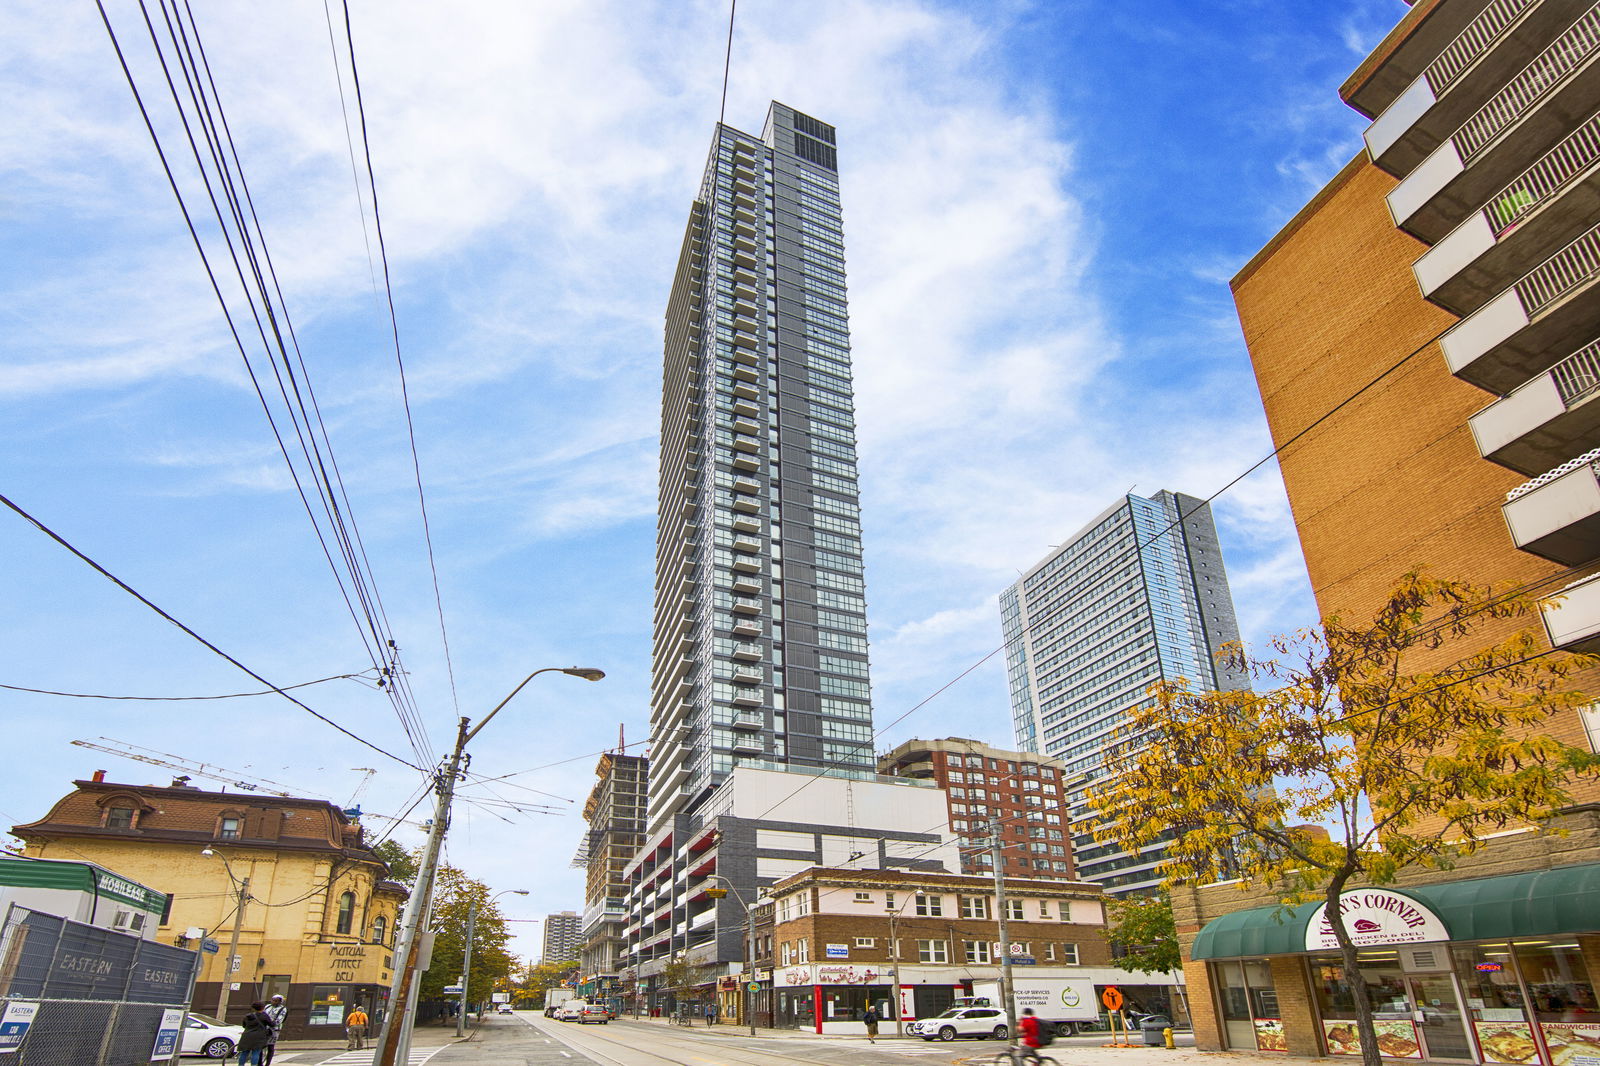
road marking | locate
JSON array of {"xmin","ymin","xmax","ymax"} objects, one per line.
[{"xmin": 560, "ymin": 1052, "xmax": 571, "ymax": 1058}]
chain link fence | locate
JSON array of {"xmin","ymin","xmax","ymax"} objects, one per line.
[{"xmin": 0, "ymin": 905, "xmax": 200, "ymax": 1066}]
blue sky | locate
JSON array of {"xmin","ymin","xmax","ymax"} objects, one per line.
[{"xmin": 2, "ymin": 0, "xmax": 1400, "ymax": 957}]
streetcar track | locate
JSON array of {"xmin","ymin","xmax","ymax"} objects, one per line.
[{"xmin": 517, "ymin": 1015, "xmax": 963, "ymax": 1066}]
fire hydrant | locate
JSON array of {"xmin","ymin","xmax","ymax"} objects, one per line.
[{"xmin": 1164, "ymin": 1027, "xmax": 1175, "ymax": 1050}]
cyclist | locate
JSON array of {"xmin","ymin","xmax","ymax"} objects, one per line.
[{"xmin": 1017, "ymin": 1008, "xmax": 1045, "ymax": 1066}]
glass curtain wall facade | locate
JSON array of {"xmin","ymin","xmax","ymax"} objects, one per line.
[
  {"xmin": 999, "ymin": 490, "xmax": 1249, "ymax": 893},
  {"xmin": 649, "ymin": 101, "xmax": 874, "ymax": 835}
]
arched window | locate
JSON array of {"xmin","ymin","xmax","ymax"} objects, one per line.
[
  {"xmin": 371, "ymin": 915, "xmax": 387, "ymax": 946},
  {"xmin": 336, "ymin": 892, "xmax": 355, "ymax": 935}
]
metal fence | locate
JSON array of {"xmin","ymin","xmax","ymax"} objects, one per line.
[{"xmin": 0, "ymin": 905, "xmax": 200, "ymax": 1066}]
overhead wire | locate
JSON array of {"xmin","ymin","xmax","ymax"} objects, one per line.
[
  {"xmin": 93, "ymin": 0, "xmax": 440, "ymax": 769},
  {"xmin": 0, "ymin": 489, "xmax": 421, "ymax": 773},
  {"xmin": 1, "ymin": 671, "xmax": 375, "ymax": 701},
  {"xmin": 336, "ymin": 0, "xmax": 462, "ymax": 720}
]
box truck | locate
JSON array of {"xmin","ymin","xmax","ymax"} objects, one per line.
[{"xmin": 971, "ymin": 978, "xmax": 1099, "ymax": 1035}]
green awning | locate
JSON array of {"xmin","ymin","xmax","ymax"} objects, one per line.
[{"xmin": 1189, "ymin": 861, "xmax": 1600, "ymax": 960}]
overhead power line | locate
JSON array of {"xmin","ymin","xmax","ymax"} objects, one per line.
[
  {"xmin": 92, "ymin": 0, "xmax": 440, "ymax": 768},
  {"xmin": 335, "ymin": 0, "xmax": 462, "ymax": 719},
  {"xmin": 2, "ymin": 671, "xmax": 374, "ymax": 702},
  {"xmin": 0, "ymin": 489, "xmax": 422, "ymax": 772}
]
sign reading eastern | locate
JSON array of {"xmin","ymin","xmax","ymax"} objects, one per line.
[{"xmin": 1303, "ymin": 889, "xmax": 1450, "ymax": 950}]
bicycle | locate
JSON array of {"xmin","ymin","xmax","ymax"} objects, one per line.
[{"xmin": 980, "ymin": 1045, "xmax": 1059, "ymax": 1066}]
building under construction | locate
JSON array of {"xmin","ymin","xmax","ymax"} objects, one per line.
[{"xmin": 571, "ymin": 751, "xmax": 647, "ymax": 1002}]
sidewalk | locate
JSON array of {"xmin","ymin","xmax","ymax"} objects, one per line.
[{"xmin": 611, "ymin": 1016, "xmax": 1316, "ymax": 1066}]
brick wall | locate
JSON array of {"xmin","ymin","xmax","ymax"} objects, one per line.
[{"xmin": 1232, "ymin": 154, "xmax": 1600, "ymax": 809}]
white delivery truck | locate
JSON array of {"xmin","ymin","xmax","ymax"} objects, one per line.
[{"xmin": 971, "ymin": 978, "xmax": 1099, "ymax": 1036}]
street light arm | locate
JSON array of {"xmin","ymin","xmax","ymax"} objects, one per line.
[{"xmin": 463, "ymin": 667, "xmax": 604, "ymax": 744}]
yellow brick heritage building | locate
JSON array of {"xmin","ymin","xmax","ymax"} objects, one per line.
[{"xmin": 11, "ymin": 773, "xmax": 407, "ymax": 1038}]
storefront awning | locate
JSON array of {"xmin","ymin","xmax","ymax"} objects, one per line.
[{"xmin": 1189, "ymin": 861, "xmax": 1600, "ymax": 960}]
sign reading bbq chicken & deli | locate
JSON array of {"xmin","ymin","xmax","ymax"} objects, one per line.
[{"xmin": 1303, "ymin": 889, "xmax": 1450, "ymax": 950}]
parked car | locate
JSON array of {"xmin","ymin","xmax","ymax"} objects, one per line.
[
  {"xmin": 496, "ymin": 1005, "xmax": 514, "ymax": 1014},
  {"xmin": 557, "ymin": 1004, "xmax": 583, "ymax": 1021},
  {"xmin": 909, "ymin": 1006, "xmax": 1011, "ymax": 1042},
  {"xmin": 180, "ymin": 1015, "xmax": 243, "ymax": 1059},
  {"xmin": 577, "ymin": 1005, "xmax": 609, "ymax": 1025}
]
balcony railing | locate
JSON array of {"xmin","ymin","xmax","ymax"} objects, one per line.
[
  {"xmin": 1425, "ymin": 0, "xmax": 1538, "ymax": 94},
  {"xmin": 1508, "ymin": 444, "xmax": 1600, "ymax": 501},
  {"xmin": 1514, "ymin": 221, "xmax": 1600, "ymax": 315},
  {"xmin": 1486, "ymin": 110, "xmax": 1600, "ymax": 234},
  {"xmin": 1550, "ymin": 337, "xmax": 1600, "ymax": 403},
  {"xmin": 1455, "ymin": 5, "xmax": 1600, "ymax": 161}
]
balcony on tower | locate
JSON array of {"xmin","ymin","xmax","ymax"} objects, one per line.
[
  {"xmin": 1540, "ymin": 570, "xmax": 1600, "ymax": 651},
  {"xmin": 1415, "ymin": 111, "xmax": 1600, "ymax": 314},
  {"xmin": 1440, "ymin": 221, "xmax": 1600, "ymax": 392},
  {"xmin": 1385, "ymin": 7, "xmax": 1600, "ymax": 242},
  {"xmin": 1502, "ymin": 447, "xmax": 1600, "ymax": 563},
  {"xmin": 1360, "ymin": 0, "xmax": 1588, "ymax": 178},
  {"xmin": 1471, "ymin": 336, "xmax": 1600, "ymax": 471}
]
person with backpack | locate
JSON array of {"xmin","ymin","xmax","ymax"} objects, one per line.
[
  {"xmin": 1018, "ymin": 1008, "xmax": 1051, "ymax": 1065},
  {"xmin": 236, "ymin": 1002, "xmax": 275, "ymax": 1066}
]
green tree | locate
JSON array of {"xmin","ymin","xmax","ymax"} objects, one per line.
[
  {"xmin": 1104, "ymin": 892, "xmax": 1180, "ymax": 975},
  {"xmin": 371, "ymin": 840, "xmax": 418, "ymax": 887},
  {"xmin": 417, "ymin": 866, "xmax": 515, "ymax": 1019},
  {"xmin": 1087, "ymin": 573, "xmax": 1597, "ymax": 1066},
  {"xmin": 525, "ymin": 959, "xmax": 579, "ymax": 1007}
]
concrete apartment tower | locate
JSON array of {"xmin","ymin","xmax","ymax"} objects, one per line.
[
  {"xmin": 626, "ymin": 103, "xmax": 954, "ymax": 1016},
  {"xmin": 573, "ymin": 751, "xmax": 647, "ymax": 1004},
  {"xmin": 1000, "ymin": 491, "xmax": 1249, "ymax": 894},
  {"xmin": 541, "ymin": 910, "xmax": 581, "ymax": 964}
]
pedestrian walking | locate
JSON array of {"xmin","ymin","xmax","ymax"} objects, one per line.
[
  {"xmin": 262, "ymin": 995, "xmax": 287, "ymax": 1066},
  {"xmin": 707, "ymin": 1001, "xmax": 719, "ymax": 1026},
  {"xmin": 236, "ymin": 1002, "xmax": 274, "ymax": 1066},
  {"xmin": 345, "ymin": 1006, "xmax": 369, "ymax": 1050},
  {"xmin": 863, "ymin": 1005, "xmax": 881, "ymax": 1043}
]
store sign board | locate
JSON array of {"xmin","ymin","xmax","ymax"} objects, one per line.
[
  {"xmin": 0, "ymin": 1002, "xmax": 38, "ymax": 1054},
  {"xmin": 1303, "ymin": 890, "xmax": 1449, "ymax": 950}
]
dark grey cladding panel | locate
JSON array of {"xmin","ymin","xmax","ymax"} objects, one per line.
[
  {"xmin": 783, "ymin": 542, "xmax": 814, "ymax": 563},
  {"xmin": 786, "ymin": 621, "xmax": 817, "ymax": 644},
  {"xmin": 787, "ymin": 645, "xmax": 818, "ymax": 668},
  {"xmin": 787, "ymin": 689, "xmax": 819, "ymax": 712},
  {"xmin": 776, "ymin": 310, "xmax": 807, "ymax": 331},
  {"xmin": 787, "ymin": 668, "xmax": 818, "ymax": 692},
  {"xmin": 786, "ymin": 590, "xmax": 817, "ymax": 612},
  {"xmin": 777, "ymin": 395, "xmax": 809, "ymax": 419},
  {"xmin": 780, "ymin": 445, "xmax": 810, "ymax": 466},
  {"xmin": 779, "ymin": 481, "xmax": 812, "ymax": 505},
  {"xmin": 785, "ymin": 563, "xmax": 816, "ymax": 585},
  {"xmin": 789, "ymin": 734, "xmax": 821, "ymax": 760},
  {"xmin": 788, "ymin": 710, "xmax": 818, "ymax": 733},
  {"xmin": 775, "ymin": 327, "xmax": 807, "ymax": 349}
]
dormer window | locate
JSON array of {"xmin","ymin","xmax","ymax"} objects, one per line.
[
  {"xmin": 219, "ymin": 817, "xmax": 241, "ymax": 840},
  {"xmin": 106, "ymin": 806, "xmax": 135, "ymax": 829}
]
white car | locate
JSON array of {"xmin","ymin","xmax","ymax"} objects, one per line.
[
  {"xmin": 180, "ymin": 1015, "xmax": 244, "ymax": 1058},
  {"xmin": 557, "ymin": 1004, "xmax": 583, "ymax": 1021},
  {"xmin": 909, "ymin": 1006, "xmax": 1011, "ymax": 1042}
]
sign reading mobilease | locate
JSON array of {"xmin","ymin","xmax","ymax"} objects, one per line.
[{"xmin": 1303, "ymin": 889, "xmax": 1450, "ymax": 951}]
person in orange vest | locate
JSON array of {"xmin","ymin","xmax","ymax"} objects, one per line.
[{"xmin": 345, "ymin": 1006, "xmax": 369, "ymax": 1050}]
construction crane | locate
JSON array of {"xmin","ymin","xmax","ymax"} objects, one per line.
[
  {"xmin": 71, "ymin": 737, "xmax": 330, "ymax": 800},
  {"xmin": 346, "ymin": 768, "xmax": 377, "ymax": 806}
]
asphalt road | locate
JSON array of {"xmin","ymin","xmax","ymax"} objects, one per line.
[{"xmin": 272, "ymin": 1011, "xmax": 1191, "ymax": 1066}]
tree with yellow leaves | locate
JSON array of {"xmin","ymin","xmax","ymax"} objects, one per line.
[{"xmin": 1087, "ymin": 572, "xmax": 1597, "ymax": 1066}]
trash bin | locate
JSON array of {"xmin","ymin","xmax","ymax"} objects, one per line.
[{"xmin": 1140, "ymin": 1016, "xmax": 1171, "ymax": 1046}]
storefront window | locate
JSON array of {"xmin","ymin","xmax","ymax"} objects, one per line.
[
  {"xmin": 1310, "ymin": 954, "xmax": 1423, "ymax": 1059},
  {"xmin": 1516, "ymin": 941, "xmax": 1599, "ymax": 1065},
  {"xmin": 308, "ymin": 986, "xmax": 347, "ymax": 1026},
  {"xmin": 1214, "ymin": 960, "xmax": 1283, "ymax": 1051}
]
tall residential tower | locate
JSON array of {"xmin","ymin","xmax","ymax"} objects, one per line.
[
  {"xmin": 625, "ymin": 103, "xmax": 954, "ymax": 1016},
  {"xmin": 1000, "ymin": 491, "xmax": 1249, "ymax": 893}
]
